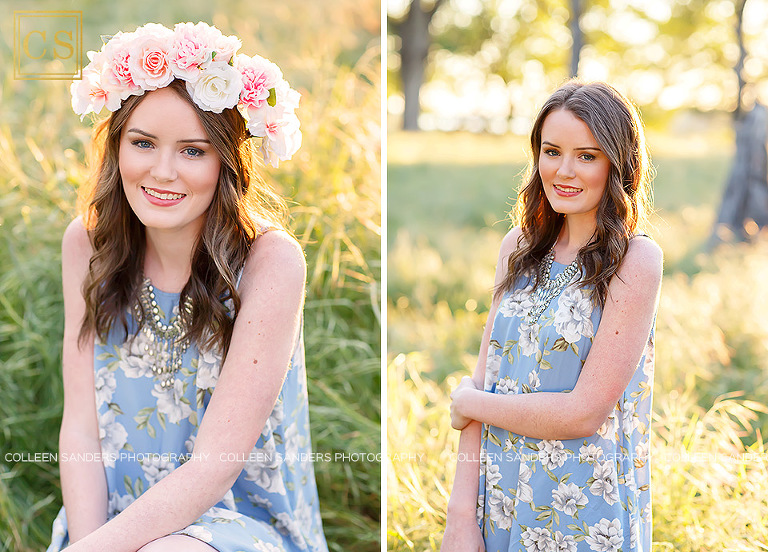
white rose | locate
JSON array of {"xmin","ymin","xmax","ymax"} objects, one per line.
[{"xmin": 186, "ymin": 61, "xmax": 243, "ymax": 113}]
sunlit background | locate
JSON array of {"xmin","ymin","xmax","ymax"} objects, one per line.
[
  {"xmin": 387, "ymin": 1, "xmax": 768, "ymax": 550},
  {"xmin": 0, "ymin": 1, "xmax": 380, "ymax": 551}
]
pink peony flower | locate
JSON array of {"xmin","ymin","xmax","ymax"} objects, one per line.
[
  {"xmin": 70, "ymin": 66, "xmax": 123, "ymax": 118},
  {"xmin": 101, "ymin": 32, "xmax": 142, "ymax": 99},
  {"xmin": 247, "ymin": 106, "xmax": 302, "ymax": 167},
  {"xmin": 169, "ymin": 22, "xmax": 215, "ymax": 81},
  {"xmin": 236, "ymin": 54, "xmax": 282, "ymax": 110}
]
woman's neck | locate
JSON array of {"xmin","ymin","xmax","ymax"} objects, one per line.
[
  {"xmin": 143, "ymin": 228, "xmax": 198, "ymax": 293},
  {"xmin": 554, "ymin": 214, "xmax": 597, "ymax": 263}
]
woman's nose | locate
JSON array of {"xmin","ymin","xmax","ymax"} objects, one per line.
[
  {"xmin": 556, "ymin": 155, "xmax": 576, "ymax": 179},
  {"xmin": 149, "ymin": 151, "xmax": 177, "ymax": 183}
]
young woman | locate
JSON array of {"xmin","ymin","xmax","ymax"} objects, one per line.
[
  {"xmin": 442, "ymin": 81, "xmax": 662, "ymax": 552},
  {"xmin": 47, "ymin": 22, "xmax": 327, "ymax": 552}
]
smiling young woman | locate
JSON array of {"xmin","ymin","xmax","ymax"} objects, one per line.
[
  {"xmin": 441, "ymin": 81, "xmax": 662, "ymax": 552},
  {"xmin": 47, "ymin": 22, "xmax": 327, "ymax": 552}
]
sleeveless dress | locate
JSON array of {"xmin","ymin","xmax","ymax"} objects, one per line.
[
  {"xmin": 477, "ymin": 260, "xmax": 654, "ymax": 552},
  {"xmin": 47, "ymin": 279, "xmax": 328, "ymax": 552}
]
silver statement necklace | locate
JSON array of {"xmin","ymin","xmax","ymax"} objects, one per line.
[
  {"xmin": 133, "ymin": 278, "xmax": 194, "ymax": 389},
  {"xmin": 526, "ymin": 245, "xmax": 581, "ymax": 324}
]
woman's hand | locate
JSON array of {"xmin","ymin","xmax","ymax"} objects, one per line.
[
  {"xmin": 450, "ymin": 376, "xmax": 479, "ymax": 430},
  {"xmin": 441, "ymin": 512, "xmax": 485, "ymax": 552}
]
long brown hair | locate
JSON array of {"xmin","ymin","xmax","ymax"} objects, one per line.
[
  {"xmin": 496, "ymin": 80, "xmax": 653, "ymax": 307},
  {"xmin": 78, "ymin": 79, "xmax": 289, "ymax": 357}
]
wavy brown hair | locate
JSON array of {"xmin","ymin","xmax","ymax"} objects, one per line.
[
  {"xmin": 78, "ymin": 79, "xmax": 289, "ymax": 357},
  {"xmin": 496, "ymin": 80, "xmax": 654, "ymax": 308}
]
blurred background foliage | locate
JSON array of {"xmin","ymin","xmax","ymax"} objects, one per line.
[
  {"xmin": 387, "ymin": 0, "xmax": 768, "ymax": 549},
  {"xmin": 0, "ymin": 1, "xmax": 381, "ymax": 551}
]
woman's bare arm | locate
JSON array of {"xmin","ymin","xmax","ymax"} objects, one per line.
[
  {"xmin": 441, "ymin": 229, "xmax": 521, "ymax": 551},
  {"xmin": 59, "ymin": 217, "xmax": 109, "ymax": 541},
  {"xmin": 63, "ymin": 229, "xmax": 306, "ymax": 552},
  {"xmin": 450, "ymin": 237, "xmax": 662, "ymax": 440}
]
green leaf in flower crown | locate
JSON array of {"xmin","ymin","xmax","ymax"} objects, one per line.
[
  {"xmin": 268, "ymin": 88, "xmax": 277, "ymax": 107},
  {"xmin": 212, "ymin": 51, "xmax": 216, "ymax": 60}
]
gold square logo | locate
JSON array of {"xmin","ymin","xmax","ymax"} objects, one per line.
[{"xmin": 14, "ymin": 11, "xmax": 82, "ymax": 80}]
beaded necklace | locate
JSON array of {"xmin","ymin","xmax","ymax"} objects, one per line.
[
  {"xmin": 133, "ymin": 278, "xmax": 194, "ymax": 389},
  {"xmin": 525, "ymin": 245, "xmax": 581, "ymax": 324}
]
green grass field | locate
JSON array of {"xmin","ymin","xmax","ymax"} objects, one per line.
[
  {"xmin": 387, "ymin": 128, "xmax": 768, "ymax": 550},
  {"xmin": 0, "ymin": 2, "xmax": 380, "ymax": 551}
]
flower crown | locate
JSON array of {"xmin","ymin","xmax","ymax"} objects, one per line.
[{"xmin": 71, "ymin": 22, "xmax": 301, "ymax": 167}]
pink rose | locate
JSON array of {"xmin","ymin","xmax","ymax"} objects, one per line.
[{"xmin": 127, "ymin": 28, "xmax": 174, "ymax": 89}]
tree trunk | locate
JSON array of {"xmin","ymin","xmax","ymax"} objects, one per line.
[
  {"xmin": 710, "ymin": 104, "xmax": 768, "ymax": 245},
  {"xmin": 399, "ymin": 0, "xmax": 442, "ymax": 130},
  {"xmin": 734, "ymin": 0, "xmax": 747, "ymax": 119},
  {"xmin": 569, "ymin": 0, "xmax": 583, "ymax": 78}
]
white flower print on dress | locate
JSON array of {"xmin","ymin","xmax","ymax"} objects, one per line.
[
  {"xmin": 484, "ymin": 461, "xmax": 503, "ymax": 489},
  {"xmin": 538, "ymin": 440, "xmax": 568, "ymax": 470},
  {"xmin": 521, "ymin": 526, "xmax": 554, "ymax": 552},
  {"xmin": 151, "ymin": 379, "xmax": 193, "ymax": 424},
  {"xmin": 484, "ymin": 350, "xmax": 501, "ymax": 390},
  {"xmin": 596, "ymin": 411, "xmax": 618, "ymax": 443},
  {"xmin": 487, "ymin": 487, "xmax": 515, "ymax": 531},
  {"xmin": 496, "ymin": 376, "xmax": 519, "ymax": 395},
  {"xmin": 516, "ymin": 463, "xmax": 534, "ymax": 504},
  {"xmin": 98, "ymin": 410, "xmax": 128, "ymax": 468},
  {"xmin": 94, "ymin": 366, "xmax": 117, "ymax": 407},
  {"xmin": 585, "ymin": 518, "xmax": 623, "ymax": 552},
  {"xmin": 203, "ymin": 506, "xmax": 243, "ymax": 520},
  {"xmin": 579, "ymin": 443, "xmax": 604, "ymax": 464},
  {"xmin": 553, "ymin": 286, "xmax": 594, "ymax": 343},
  {"xmin": 221, "ymin": 489, "xmax": 237, "ymax": 511},
  {"xmin": 275, "ymin": 511, "xmax": 308, "ymax": 549},
  {"xmin": 476, "ymin": 493, "xmax": 485, "ymax": 525},
  {"xmin": 589, "ymin": 461, "xmax": 620, "ymax": 505},
  {"xmin": 622, "ymin": 400, "xmax": 638, "ymax": 435},
  {"xmin": 195, "ymin": 347, "xmax": 221, "ymax": 390},
  {"xmin": 551, "ymin": 482, "xmax": 588, "ymax": 516},
  {"xmin": 635, "ymin": 440, "xmax": 649, "ymax": 466},
  {"xmin": 552, "ymin": 531, "xmax": 578, "ymax": 552},
  {"xmin": 119, "ymin": 331, "xmax": 155, "ymax": 378},
  {"xmin": 518, "ymin": 319, "xmax": 541, "ymax": 357},
  {"xmin": 140, "ymin": 454, "xmax": 175, "ymax": 486},
  {"xmin": 528, "ymin": 370, "xmax": 541, "ymax": 391},
  {"xmin": 107, "ymin": 491, "xmax": 134, "ymax": 517},
  {"xmin": 253, "ymin": 541, "xmax": 283, "ymax": 552},
  {"xmin": 499, "ymin": 284, "xmax": 534, "ymax": 318},
  {"xmin": 244, "ymin": 439, "xmax": 287, "ymax": 495},
  {"xmin": 178, "ymin": 525, "xmax": 213, "ymax": 543}
]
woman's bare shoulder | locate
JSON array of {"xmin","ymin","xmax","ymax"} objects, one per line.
[
  {"xmin": 499, "ymin": 226, "xmax": 524, "ymax": 260},
  {"xmin": 61, "ymin": 216, "xmax": 92, "ymax": 259},
  {"xmin": 239, "ymin": 229, "xmax": 306, "ymax": 294}
]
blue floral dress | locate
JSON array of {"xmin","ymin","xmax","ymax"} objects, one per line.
[
  {"xmin": 47, "ymin": 283, "xmax": 328, "ymax": 552},
  {"xmin": 478, "ymin": 261, "xmax": 654, "ymax": 552}
]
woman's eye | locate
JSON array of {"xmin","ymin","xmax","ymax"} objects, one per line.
[
  {"xmin": 544, "ymin": 149, "xmax": 559, "ymax": 157},
  {"xmin": 132, "ymin": 140, "xmax": 153, "ymax": 149},
  {"xmin": 183, "ymin": 147, "xmax": 204, "ymax": 157},
  {"xmin": 580, "ymin": 153, "xmax": 595, "ymax": 161}
]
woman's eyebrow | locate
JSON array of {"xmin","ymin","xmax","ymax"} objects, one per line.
[
  {"xmin": 542, "ymin": 140, "xmax": 601, "ymax": 152},
  {"xmin": 126, "ymin": 128, "xmax": 210, "ymax": 144}
]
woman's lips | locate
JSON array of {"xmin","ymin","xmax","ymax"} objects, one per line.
[
  {"xmin": 553, "ymin": 183, "xmax": 582, "ymax": 197},
  {"xmin": 141, "ymin": 186, "xmax": 186, "ymax": 206}
]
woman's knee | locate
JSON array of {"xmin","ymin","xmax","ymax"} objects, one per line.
[{"xmin": 137, "ymin": 534, "xmax": 216, "ymax": 552}]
